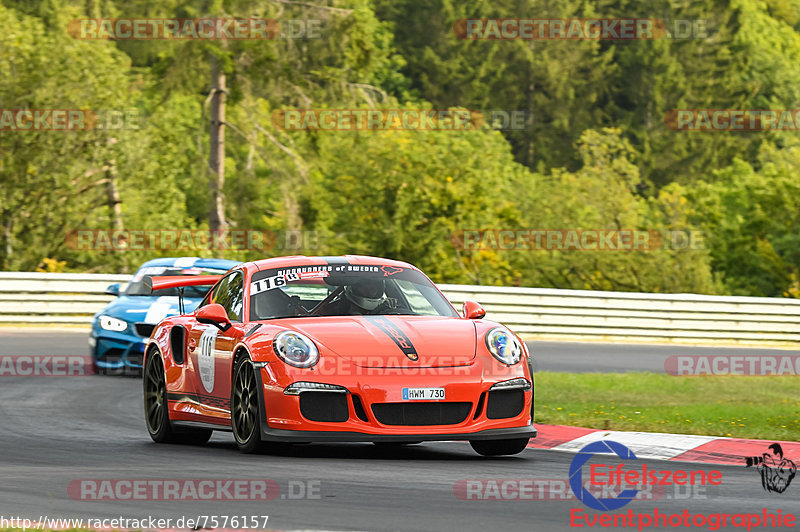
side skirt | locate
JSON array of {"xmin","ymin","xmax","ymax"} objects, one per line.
[{"xmin": 172, "ymin": 420, "xmax": 232, "ymax": 433}]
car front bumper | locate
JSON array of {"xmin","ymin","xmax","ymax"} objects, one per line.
[
  {"xmin": 260, "ymin": 424, "xmax": 537, "ymax": 443},
  {"xmin": 255, "ymin": 360, "xmax": 536, "ymax": 443},
  {"xmin": 90, "ymin": 328, "xmax": 147, "ymax": 369}
]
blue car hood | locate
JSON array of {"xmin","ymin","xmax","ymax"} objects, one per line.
[{"xmin": 99, "ymin": 294, "xmax": 204, "ymax": 325}]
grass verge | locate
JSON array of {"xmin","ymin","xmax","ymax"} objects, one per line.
[{"xmin": 534, "ymin": 372, "xmax": 800, "ymax": 441}]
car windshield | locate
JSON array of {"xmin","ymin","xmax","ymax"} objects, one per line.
[
  {"xmin": 124, "ymin": 266, "xmax": 230, "ymax": 298},
  {"xmin": 249, "ymin": 265, "xmax": 458, "ymax": 320}
]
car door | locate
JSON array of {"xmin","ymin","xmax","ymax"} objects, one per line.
[{"xmin": 187, "ymin": 271, "xmax": 245, "ymax": 420}]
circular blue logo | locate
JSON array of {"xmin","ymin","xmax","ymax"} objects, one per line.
[{"xmin": 568, "ymin": 440, "xmax": 639, "ymax": 511}]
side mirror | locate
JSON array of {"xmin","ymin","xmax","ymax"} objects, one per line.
[
  {"xmin": 462, "ymin": 300, "xmax": 486, "ymax": 319},
  {"xmin": 105, "ymin": 283, "xmax": 120, "ymax": 296},
  {"xmin": 196, "ymin": 303, "xmax": 232, "ymax": 332}
]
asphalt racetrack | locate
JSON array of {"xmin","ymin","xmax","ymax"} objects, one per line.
[{"xmin": 0, "ymin": 330, "xmax": 797, "ymax": 531}]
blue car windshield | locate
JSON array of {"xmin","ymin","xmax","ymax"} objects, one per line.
[{"xmin": 125, "ymin": 266, "xmax": 230, "ymax": 298}]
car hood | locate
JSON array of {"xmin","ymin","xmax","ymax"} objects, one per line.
[
  {"xmin": 285, "ymin": 315, "xmax": 477, "ymax": 368},
  {"xmin": 99, "ymin": 295, "xmax": 204, "ymax": 324}
]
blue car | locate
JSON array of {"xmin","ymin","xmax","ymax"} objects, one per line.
[{"xmin": 90, "ymin": 257, "xmax": 240, "ymax": 373}]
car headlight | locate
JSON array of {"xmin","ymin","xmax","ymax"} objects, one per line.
[
  {"xmin": 273, "ymin": 331, "xmax": 319, "ymax": 368},
  {"xmin": 98, "ymin": 315, "xmax": 128, "ymax": 332},
  {"xmin": 485, "ymin": 327, "xmax": 522, "ymax": 365}
]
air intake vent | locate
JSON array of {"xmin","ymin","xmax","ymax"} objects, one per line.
[
  {"xmin": 169, "ymin": 325, "xmax": 185, "ymax": 364},
  {"xmin": 486, "ymin": 389, "xmax": 524, "ymax": 419},
  {"xmin": 351, "ymin": 394, "xmax": 369, "ymax": 422},
  {"xmin": 299, "ymin": 392, "xmax": 349, "ymax": 422},
  {"xmin": 371, "ymin": 402, "xmax": 471, "ymax": 426},
  {"xmin": 135, "ymin": 323, "xmax": 156, "ymax": 338},
  {"xmin": 473, "ymin": 392, "xmax": 487, "ymax": 420}
]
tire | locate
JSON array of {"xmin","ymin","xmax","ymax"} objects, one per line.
[
  {"xmin": 469, "ymin": 438, "xmax": 530, "ymax": 457},
  {"xmin": 143, "ymin": 349, "xmax": 211, "ymax": 444},
  {"xmin": 231, "ymin": 354, "xmax": 264, "ymax": 453}
]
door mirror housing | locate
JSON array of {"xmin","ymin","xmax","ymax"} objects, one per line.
[
  {"xmin": 105, "ymin": 283, "xmax": 120, "ymax": 296},
  {"xmin": 196, "ymin": 303, "xmax": 232, "ymax": 332},
  {"xmin": 462, "ymin": 300, "xmax": 486, "ymax": 319}
]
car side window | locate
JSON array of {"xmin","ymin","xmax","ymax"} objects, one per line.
[
  {"xmin": 213, "ymin": 271, "xmax": 244, "ymax": 322},
  {"xmin": 197, "ymin": 280, "xmax": 219, "ymax": 310},
  {"xmin": 394, "ymin": 279, "xmax": 439, "ymax": 315},
  {"xmin": 198, "ymin": 292, "xmax": 211, "ymax": 309}
]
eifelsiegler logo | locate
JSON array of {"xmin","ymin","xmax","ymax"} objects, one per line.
[{"xmin": 745, "ymin": 443, "xmax": 796, "ymax": 494}]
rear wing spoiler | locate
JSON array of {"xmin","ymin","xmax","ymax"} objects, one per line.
[
  {"xmin": 142, "ymin": 275, "xmax": 223, "ymax": 314},
  {"xmin": 143, "ymin": 275, "xmax": 223, "ymax": 292}
]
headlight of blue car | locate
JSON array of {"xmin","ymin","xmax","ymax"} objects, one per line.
[{"xmin": 98, "ymin": 315, "xmax": 128, "ymax": 332}]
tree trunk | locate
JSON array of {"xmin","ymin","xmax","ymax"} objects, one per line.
[{"xmin": 209, "ymin": 55, "xmax": 228, "ymax": 232}]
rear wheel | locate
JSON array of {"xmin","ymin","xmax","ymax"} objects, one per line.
[
  {"xmin": 469, "ymin": 438, "xmax": 530, "ymax": 456},
  {"xmin": 144, "ymin": 350, "xmax": 211, "ymax": 444},
  {"xmin": 231, "ymin": 355, "xmax": 263, "ymax": 453}
]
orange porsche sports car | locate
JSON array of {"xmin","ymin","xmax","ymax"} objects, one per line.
[{"xmin": 142, "ymin": 255, "xmax": 536, "ymax": 456}]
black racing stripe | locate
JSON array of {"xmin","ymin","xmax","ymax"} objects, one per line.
[
  {"xmin": 167, "ymin": 392, "xmax": 230, "ymax": 410},
  {"xmin": 319, "ymin": 256, "xmax": 351, "ymax": 266},
  {"xmin": 364, "ymin": 316, "xmax": 419, "ymax": 361}
]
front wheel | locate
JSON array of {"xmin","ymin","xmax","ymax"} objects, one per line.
[
  {"xmin": 144, "ymin": 350, "xmax": 211, "ymax": 444},
  {"xmin": 231, "ymin": 355, "xmax": 263, "ymax": 453},
  {"xmin": 469, "ymin": 438, "xmax": 530, "ymax": 456}
]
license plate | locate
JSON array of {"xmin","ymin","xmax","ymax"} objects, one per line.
[{"xmin": 402, "ymin": 387, "xmax": 445, "ymax": 400}]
